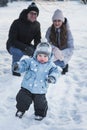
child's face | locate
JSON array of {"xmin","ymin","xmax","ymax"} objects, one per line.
[
  {"xmin": 53, "ymin": 20, "xmax": 63, "ymax": 28},
  {"xmin": 37, "ymin": 54, "xmax": 49, "ymax": 63}
]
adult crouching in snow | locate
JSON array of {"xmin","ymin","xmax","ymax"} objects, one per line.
[
  {"xmin": 6, "ymin": 2, "xmax": 41, "ymax": 76},
  {"xmin": 45, "ymin": 9, "xmax": 74, "ymax": 74}
]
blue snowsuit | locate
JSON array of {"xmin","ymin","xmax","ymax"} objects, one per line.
[{"xmin": 14, "ymin": 51, "xmax": 59, "ymax": 117}]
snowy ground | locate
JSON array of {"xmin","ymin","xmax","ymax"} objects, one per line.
[{"xmin": 0, "ymin": 1, "xmax": 87, "ymax": 130}]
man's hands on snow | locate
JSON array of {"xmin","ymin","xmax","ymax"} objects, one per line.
[{"xmin": 24, "ymin": 45, "xmax": 35, "ymax": 56}]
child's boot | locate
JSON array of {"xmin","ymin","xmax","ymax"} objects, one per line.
[
  {"xmin": 15, "ymin": 110, "xmax": 25, "ymax": 118},
  {"xmin": 34, "ymin": 115, "xmax": 44, "ymax": 121}
]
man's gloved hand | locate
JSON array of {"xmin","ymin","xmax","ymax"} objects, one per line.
[
  {"xmin": 13, "ymin": 63, "xmax": 19, "ymax": 71},
  {"xmin": 24, "ymin": 45, "xmax": 35, "ymax": 56},
  {"xmin": 46, "ymin": 76, "xmax": 56, "ymax": 84}
]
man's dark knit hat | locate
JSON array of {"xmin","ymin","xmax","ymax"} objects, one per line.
[{"xmin": 27, "ymin": 2, "xmax": 39, "ymax": 16}]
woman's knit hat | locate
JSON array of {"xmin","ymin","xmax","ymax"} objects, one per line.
[
  {"xmin": 52, "ymin": 9, "xmax": 64, "ymax": 22},
  {"xmin": 36, "ymin": 42, "xmax": 52, "ymax": 58},
  {"xmin": 27, "ymin": 2, "xmax": 39, "ymax": 16}
]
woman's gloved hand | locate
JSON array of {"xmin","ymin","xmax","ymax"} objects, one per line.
[{"xmin": 52, "ymin": 46, "xmax": 64, "ymax": 61}]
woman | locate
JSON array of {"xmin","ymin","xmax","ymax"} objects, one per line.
[
  {"xmin": 6, "ymin": 2, "xmax": 41, "ymax": 76},
  {"xmin": 45, "ymin": 9, "xmax": 74, "ymax": 74}
]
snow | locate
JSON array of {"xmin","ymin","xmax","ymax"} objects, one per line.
[{"xmin": 0, "ymin": 1, "xmax": 87, "ymax": 130}]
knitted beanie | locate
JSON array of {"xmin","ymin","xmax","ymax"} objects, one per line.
[
  {"xmin": 36, "ymin": 42, "xmax": 52, "ymax": 58},
  {"xmin": 27, "ymin": 2, "xmax": 39, "ymax": 16},
  {"xmin": 52, "ymin": 9, "xmax": 64, "ymax": 22}
]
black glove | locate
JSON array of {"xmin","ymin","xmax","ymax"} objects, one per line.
[
  {"xmin": 24, "ymin": 45, "xmax": 35, "ymax": 56},
  {"xmin": 13, "ymin": 63, "xmax": 19, "ymax": 71},
  {"xmin": 46, "ymin": 76, "xmax": 56, "ymax": 84}
]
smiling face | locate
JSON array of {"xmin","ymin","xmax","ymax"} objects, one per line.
[
  {"xmin": 37, "ymin": 54, "xmax": 49, "ymax": 63},
  {"xmin": 27, "ymin": 11, "xmax": 37, "ymax": 22},
  {"xmin": 53, "ymin": 19, "xmax": 63, "ymax": 29}
]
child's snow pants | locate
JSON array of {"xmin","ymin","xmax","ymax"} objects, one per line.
[{"xmin": 16, "ymin": 87, "xmax": 48, "ymax": 117}]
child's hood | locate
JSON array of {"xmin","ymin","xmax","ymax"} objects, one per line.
[{"xmin": 33, "ymin": 42, "xmax": 54, "ymax": 62}]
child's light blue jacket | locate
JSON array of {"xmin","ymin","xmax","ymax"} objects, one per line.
[{"xmin": 14, "ymin": 53, "xmax": 59, "ymax": 94}]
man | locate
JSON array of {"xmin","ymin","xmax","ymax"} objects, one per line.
[{"xmin": 6, "ymin": 2, "xmax": 41, "ymax": 76}]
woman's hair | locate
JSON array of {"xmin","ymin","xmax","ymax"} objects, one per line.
[{"xmin": 49, "ymin": 18, "xmax": 67, "ymax": 50}]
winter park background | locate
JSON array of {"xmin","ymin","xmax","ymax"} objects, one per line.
[{"xmin": 0, "ymin": 1, "xmax": 87, "ymax": 130}]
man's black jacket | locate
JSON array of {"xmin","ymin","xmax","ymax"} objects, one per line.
[{"xmin": 6, "ymin": 9, "xmax": 41, "ymax": 53}]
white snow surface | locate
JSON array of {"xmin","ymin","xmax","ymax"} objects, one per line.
[{"xmin": 0, "ymin": 1, "xmax": 87, "ymax": 130}]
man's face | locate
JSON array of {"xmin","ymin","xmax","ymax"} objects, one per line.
[{"xmin": 27, "ymin": 11, "xmax": 37, "ymax": 22}]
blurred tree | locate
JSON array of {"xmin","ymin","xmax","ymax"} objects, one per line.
[
  {"xmin": 0, "ymin": 0, "xmax": 8, "ymax": 7},
  {"xmin": 9, "ymin": 0, "xmax": 32, "ymax": 2},
  {"xmin": 82, "ymin": 0, "xmax": 87, "ymax": 4}
]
